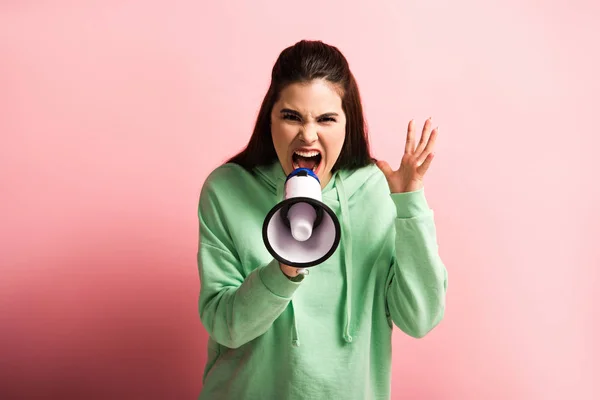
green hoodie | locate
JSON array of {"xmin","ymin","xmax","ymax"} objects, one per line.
[{"xmin": 196, "ymin": 160, "xmax": 447, "ymax": 400}]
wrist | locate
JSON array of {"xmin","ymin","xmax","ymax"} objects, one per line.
[{"xmin": 280, "ymin": 263, "xmax": 306, "ymax": 282}]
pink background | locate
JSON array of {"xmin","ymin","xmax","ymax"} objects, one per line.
[{"xmin": 1, "ymin": 1, "xmax": 598, "ymax": 399}]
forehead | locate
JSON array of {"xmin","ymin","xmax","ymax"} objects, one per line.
[{"xmin": 276, "ymin": 79, "xmax": 343, "ymax": 114}]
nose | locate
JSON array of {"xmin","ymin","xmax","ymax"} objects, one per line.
[{"xmin": 299, "ymin": 123, "xmax": 318, "ymax": 143}]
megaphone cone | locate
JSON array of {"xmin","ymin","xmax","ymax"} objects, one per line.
[{"xmin": 262, "ymin": 168, "xmax": 341, "ymax": 269}]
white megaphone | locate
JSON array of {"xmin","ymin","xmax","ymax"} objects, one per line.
[{"xmin": 262, "ymin": 168, "xmax": 341, "ymax": 274}]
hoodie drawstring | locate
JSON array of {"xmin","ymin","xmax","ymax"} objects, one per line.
[
  {"xmin": 335, "ymin": 174, "xmax": 353, "ymax": 343},
  {"xmin": 291, "ymin": 301, "xmax": 301, "ymax": 347}
]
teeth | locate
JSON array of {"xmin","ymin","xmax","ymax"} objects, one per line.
[
  {"xmin": 294, "ymin": 150, "xmax": 320, "ymax": 158},
  {"xmin": 293, "ymin": 150, "xmax": 321, "ymax": 172}
]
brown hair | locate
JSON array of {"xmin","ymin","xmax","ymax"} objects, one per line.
[{"xmin": 227, "ymin": 39, "xmax": 375, "ymax": 172}]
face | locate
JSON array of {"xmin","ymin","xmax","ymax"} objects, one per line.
[{"xmin": 270, "ymin": 79, "xmax": 346, "ymax": 188}]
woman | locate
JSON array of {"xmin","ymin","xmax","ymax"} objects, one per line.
[{"xmin": 196, "ymin": 40, "xmax": 448, "ymax": 400}]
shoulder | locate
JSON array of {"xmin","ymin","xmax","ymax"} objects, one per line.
[
  {"xmin": 342, "ymin": 163, "xmax": 390, "ymax": 200},
  {"xmin": 198, "ymin": 163, "xmax": 255, "ymax": 211},
  {"xmin": 360, "ymin": 163, "xmax": 389, "ymax": 191},
  {"xmin": 343, "ymin": 163, "xmax": 396, "ymax": 216},
  {"xmin": 202, "ymin": 163, "xmax": 253, "ymax": 191},
  {"xmin": 200, "ymin": 163, "xmax": 256, "ymax": 197}
]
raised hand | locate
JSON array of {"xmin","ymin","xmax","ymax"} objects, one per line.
[{"xmin": 376, "ymin": 118, "xmax": 438, "ymax": 193}]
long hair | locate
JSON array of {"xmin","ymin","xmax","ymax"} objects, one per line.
[{"xmin": 227, "ymin": 40, "xmax": 375, "ymax": 172}]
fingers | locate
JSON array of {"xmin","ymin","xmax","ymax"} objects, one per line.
[
  {"xmin": 415, "ymin": 117, "xmax": 433, "ymax": 155},
  {"xmin": 405, "ymin": 119, "xmax": 416, "ymax": 154},
  {"xmin": 416, "ymin": 121, "xmax": 438, "ymax": 174},
  {"xmin": 417, "ymin": 152, "xmax": 435, "ymax": 175},
  {"xmin": 376, "ymin": 160, "xmax": 394, "ymax": 178},
  {"xmin": 422, "ymin": 126, "xmax": 438, "ymax": 155}
]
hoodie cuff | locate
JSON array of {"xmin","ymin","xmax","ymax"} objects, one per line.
[
  {"xmin": 259, "ymin": 258, "xmax": 302, "ymax": 298},
  {"xmin": 390, "ymin": 187, "xmax": 431, "ymax": 219}
]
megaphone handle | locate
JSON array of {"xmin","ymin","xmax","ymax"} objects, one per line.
[{"xmin": 296, "ymin": 268, "xmax": 309, "ymax": 276}]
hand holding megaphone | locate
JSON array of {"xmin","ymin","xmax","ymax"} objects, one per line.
[{"xmin": 262, "ymin": 168, "xmax": 341, "ymax": 274}]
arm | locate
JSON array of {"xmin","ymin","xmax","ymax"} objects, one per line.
[
  {"xmin": 197, "ymin": 182, "xmax": 302, "ymax": 349},
  {"xmin": 384, "ymin": 187, "xmax": 448, "ymax": 338}
]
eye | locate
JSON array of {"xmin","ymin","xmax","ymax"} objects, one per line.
[
  {"xmin": 319, "ymin": 117, "xmax": 336, "ymax": 123},
  {"xmin": 282, "ymin": 113, "xmax": 301, "ymax": 122}
]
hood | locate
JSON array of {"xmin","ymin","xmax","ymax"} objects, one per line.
[{"xmin": 254, "ymin": 160, "xmax": 382, "ymax": 346}]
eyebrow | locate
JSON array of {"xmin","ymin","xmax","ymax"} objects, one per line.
[{"xmin": 280, "ymin": 108, "xmax": 339, "ymax": 118}]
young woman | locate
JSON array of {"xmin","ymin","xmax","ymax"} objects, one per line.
[{"xmin": 196, "ymin": 40, "xmax": 448, "ymax": 400}]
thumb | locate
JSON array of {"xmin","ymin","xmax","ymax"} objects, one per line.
[{"xmin": 376, "ymin": 160, "xmax": 394, "ymax": 178}]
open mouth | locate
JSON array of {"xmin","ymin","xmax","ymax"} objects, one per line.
[{"xmin": 292, "ymin": 150, "xmax": 322, "ymax": 173}]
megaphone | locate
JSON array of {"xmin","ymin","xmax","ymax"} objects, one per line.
[{"xmin": 262, "ymin": 168, "xmax": 341, "ymax": 273}]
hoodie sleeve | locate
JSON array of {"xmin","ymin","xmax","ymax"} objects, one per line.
[
  {"xmin": 196, "ymin": 175, "xmax": 302, "ymax": 349},
  {"xmin": 384, "ymin": 186, "xmax": 448, "ymax": 338}
]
